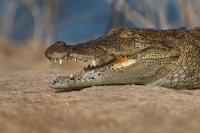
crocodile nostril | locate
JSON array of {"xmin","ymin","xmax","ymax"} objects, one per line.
[{"xmin": 56, "ymin": 41, "xmax": 65, "ymax": 45}]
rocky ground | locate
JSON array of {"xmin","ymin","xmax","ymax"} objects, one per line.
[{"xmin": 0, "ymin": 40, "xmax": 200, "ymax": 133}]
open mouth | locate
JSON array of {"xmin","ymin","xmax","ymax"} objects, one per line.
[
  {"xmin": 47, "ymin": 56, "xmax": 137, "ymax": 87},
  {"xmin": 44, "ymin": 41, "xmax": 139, "ymax": 89}
]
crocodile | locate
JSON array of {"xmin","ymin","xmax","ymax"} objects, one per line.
[{"xmin": 45, "ymin": 27, "xmax": 200, "ymax": 90}]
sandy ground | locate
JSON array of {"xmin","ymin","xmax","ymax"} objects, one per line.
[{"xmin": 0, "ymin": 40, "xmax": 200, "ymax": 133}]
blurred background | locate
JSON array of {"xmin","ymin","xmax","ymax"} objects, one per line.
[{"xmin": 0, "ymin": 0, "xmax": 200, "ymax": 71}]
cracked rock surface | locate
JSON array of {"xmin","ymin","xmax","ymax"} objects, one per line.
[{"xmin": 1, "ymin": 70, "xmax": 200, "ymax": 133}]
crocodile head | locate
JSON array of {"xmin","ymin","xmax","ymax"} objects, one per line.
[{"xmin": 45, "ymin": 27, "xmax": 182, "ymax": 90}]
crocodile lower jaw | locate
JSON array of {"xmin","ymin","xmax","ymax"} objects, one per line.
[{"xmin": 48, "ymin": 56, "xmax": 137, "ymax": 89}]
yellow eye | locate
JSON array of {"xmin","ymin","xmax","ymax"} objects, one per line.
[
  {"xmin": 126, "ymin": 31, "xmax": 134, "ymax": 36},
  {"xmin": 107, "ymin": 27, "xmax": 123, "ymax": 35},
  {"xmin": 120, "ymin": 30, "xmax": 135, "ymax": 38}
]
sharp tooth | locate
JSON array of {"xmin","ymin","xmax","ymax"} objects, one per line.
[
  {"xmin": 92, "ymin": 60, "xmax": 96, "ymax": 66},
  {"xmin": 74, "ymin": 58, "xmax": 77, "ymax": 61},
  {"xmin": 55, "ymin": 59, "xmax": 57, "ymax": 62},
  {"xmin": 59, "ymin": 81, "xmax": 62, "ymax": 84},
  {"xmin": 59, "ymin": 59, "xmax": 63, "ymax": 64},
  {"xmin": 84, "ymin": 60, "xmax": 88, "ymax": 65},
  {"xmin": 48, "ymin": 59, "xmax": 52, "ymax": 64},
  {"xmin": 65, "ymin": 57, "xmax": 68, "ymax": 60},
  {"xmin": 69, "ymin": 74, "xmax": 74, "ymax": 80}
]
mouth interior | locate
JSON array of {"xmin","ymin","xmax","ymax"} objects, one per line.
[{"xmin": 113, "ymin": 57, "xmax": 136, "ymax": 69}]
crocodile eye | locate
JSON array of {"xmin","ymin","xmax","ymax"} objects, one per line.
[
  {"xmin": 107, "ymin": 27, "xmax": 123, "ymax": 35},
  {"xmin": 126, "ymin": 31, "xmax": 134, "ymax": 36},
  {"xmin": 120, "ymin": 30, "xmax": 135, "ymax": 38}
]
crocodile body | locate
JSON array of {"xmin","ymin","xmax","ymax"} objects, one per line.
[{"xmin": 45, "ymin": 27, "xmax": 200, "ymax": 90}]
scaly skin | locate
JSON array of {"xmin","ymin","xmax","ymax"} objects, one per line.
[{"xmin": 45, "ymin": 27, "xmax": 200, "ymax": 90}]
